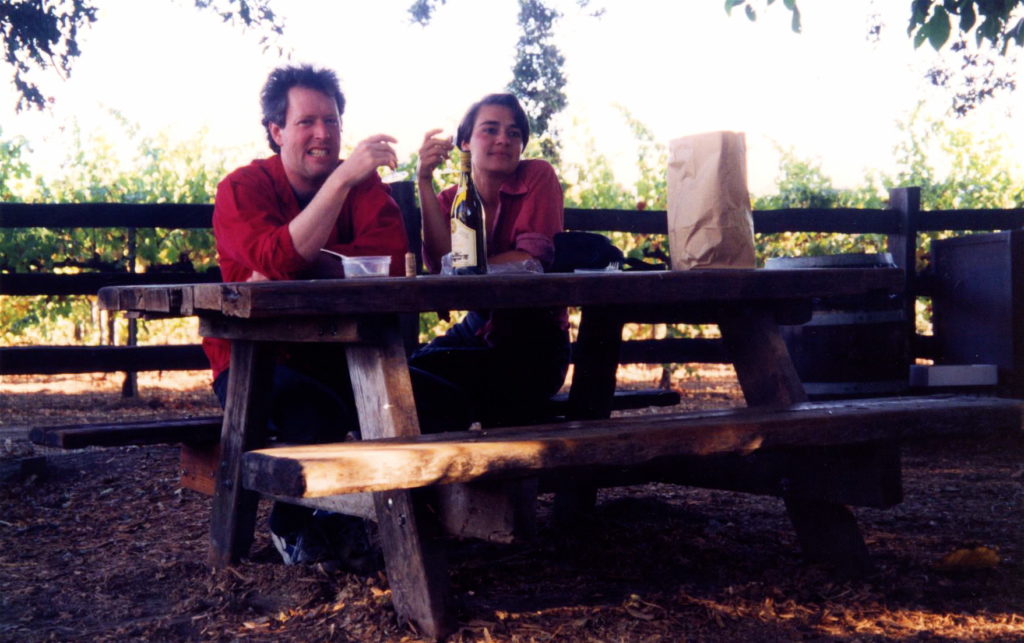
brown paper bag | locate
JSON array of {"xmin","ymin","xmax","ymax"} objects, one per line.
[{"xmin": 667, "ymin": 131, "xmax": 755, "ymax": 270}]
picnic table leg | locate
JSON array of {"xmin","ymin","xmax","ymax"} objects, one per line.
[
  {"xmin": 783, "ymin": 498, "xmax": 873, "ymax": 575},
  {"xmin": 568, "ymin": 306, "xmax": 624, "ymax": 420},
  {"xmin": 210, "ymin": 339, "xmax": 274, "ymax": 567},
  {"xmin": 718, "ymin": 307, "xmax": 807, "ymax": 407},
  {"xmin": 719, "ymin": 307, "xmax": 873, "ymax": 573},
  {"xmin": 556, "ymin": 307, "xmax": 624, "ymax": 524},
  {"xmin": 346, "ymin": 320, "xmax": 453, "ymax": 639}
]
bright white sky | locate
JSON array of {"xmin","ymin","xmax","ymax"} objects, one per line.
[{"xmin": 2, "ymin": 0, "xmax": 1022, "ymax": 195}]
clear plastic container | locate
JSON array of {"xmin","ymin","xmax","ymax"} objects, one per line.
[{"xmin": 342, "ymin": 255, "xmax": 391, "ymax": 278}]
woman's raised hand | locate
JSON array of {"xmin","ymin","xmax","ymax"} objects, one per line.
[{"xmin": 417, "ymin": 129, "xmax": 454, "ymax": 180}]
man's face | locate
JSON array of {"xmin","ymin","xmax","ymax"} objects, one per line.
[{"xmin": 269, "ymin": 86, "xmax": 342, "ymax": 195}]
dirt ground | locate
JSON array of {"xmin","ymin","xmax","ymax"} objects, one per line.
[{"xmin": 1, "ymin": 370, "xmax": 1023, "ymax": 642}]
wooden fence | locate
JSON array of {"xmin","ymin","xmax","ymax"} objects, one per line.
[{"xmin": 3, "ymin": 185, "xmax": 1024, "ymax": 395}]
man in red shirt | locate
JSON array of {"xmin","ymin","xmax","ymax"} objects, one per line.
[
  {"xmin": 203, "ymin": 65, "xmax": 407, "ymax": 380},
  {"xmin": 204, "ymin": 65, "xmax": 467, "ymax": 571}
]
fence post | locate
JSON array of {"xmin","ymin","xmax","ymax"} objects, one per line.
[
  {"xmin": 887, "ymin": 186, "xmax": 921, "ymax": 374},
  {"xmin": 122, "ymin": 227, "xmax": 139, "ymax": 397}
]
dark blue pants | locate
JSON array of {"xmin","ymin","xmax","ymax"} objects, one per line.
[{"xmin": 408, "ymin": 310, "xmax": 571, "ymax": 426}]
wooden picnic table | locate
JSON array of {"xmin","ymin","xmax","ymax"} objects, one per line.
[{"xmin": 99, "ymin": 267, "xmax": 908, "ymax": 637}]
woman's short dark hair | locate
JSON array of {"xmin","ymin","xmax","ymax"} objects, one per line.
[
  {"xmin": 455, "ymin": 93, "xmax": 530, "ymax": 149},
  {"xmin": 260, "ymin": 65, "xmax": 346, "ymax": 153}
]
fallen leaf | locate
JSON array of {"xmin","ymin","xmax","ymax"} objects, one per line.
[
  {"xmin": 625, "ymin": 606, "xmax": 656, "ymax": 621},
  {"xmin": 936, "ymin": 546, "xmax": 1000, "ymax": 571}
]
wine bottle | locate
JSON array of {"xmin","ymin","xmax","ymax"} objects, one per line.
[{"xmin": 449, "ymin": 150, "xmax": 487, "ymax": 275}]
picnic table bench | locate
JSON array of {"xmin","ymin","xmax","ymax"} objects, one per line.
[{"xmin": 94, "ymin": 265, "xmax": 1024, "ymax": 639}]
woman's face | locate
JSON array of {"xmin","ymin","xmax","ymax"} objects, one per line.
[{"xmin": 462, "ymin": 104, "xmax": 524, "ymax": 176}]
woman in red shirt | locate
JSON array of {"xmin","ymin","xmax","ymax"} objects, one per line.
[{"xmin": 412, "ymin": 93, "xmax": 570, "ymax": 426}]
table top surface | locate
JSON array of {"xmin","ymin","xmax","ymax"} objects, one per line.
[{"xmin": 98, "ymin": 267, "xmax": 904, "ymax": 318}]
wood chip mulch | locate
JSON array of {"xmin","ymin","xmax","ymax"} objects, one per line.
[{"xmin": 1, "ymin": 374, "xmax": 1023, "ymax": 641}]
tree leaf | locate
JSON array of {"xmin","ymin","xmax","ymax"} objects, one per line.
[
  {"xmin": 724, "ymin": 0, "xmax": 746, "ymax": 17},
  {"xmin": 745, "ymin": 5, "xmax": 757, "ymax": 22},
  {"xmin": 1012, "ymin": 18, "xmax": 1024, "ymax": 46},
  {"xmin": 909, "ymin": 0, "xmax": 931, "ymax": 32},
  {"xmin": 926, "ymin": 7, "xmax": 952, "ymax": 50},
  {"xmin": 936, "ymin": 546, "xmax": 1000, "ymax": 571},
  {"xmin": 958, "ymin": 2, "xmax": 976, "ymax": 33},
  {"xmin": 914, "ymin": 29, "xmax": 930, "ymax": 48},
  {"xmin": 790, "ymin": 6, "xmax": 802, "ymax": 33},
  {"xmin": 976, "ymin": 15, "xmax": 1000, "ymax": 47}
]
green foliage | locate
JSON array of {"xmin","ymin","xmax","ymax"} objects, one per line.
[
  {"xmin": 886, "ymin": 103, "xmax": 1021, "ymax": 210},
  {"xmin": 0, "ymin": 128, "xmax": 31, "ymax": 200},
  {"xmin": 507, "ymin": 0, "xmax": 567, "ymax": 144},
  {"xmin": 883, "ymin": 103, "xmax": 1024, "ymax": 276},
  {"xmin": 726, "ymin": 0, "xmax": 802, "ymax": 33},
  {"xmin": 729, "ymin": 1, "xmax": 1024, "ymax": 52},
  {"xmin": 619, "ymin": 107, "xmax": 668, "ymax": 212},
  {"xmin": 925, "ymin": 38, "xmax": 1018, "ymax": 118},
  {"xmin": 909, "ymin": 0, "xmax": 1024, "ymax": 53},
  {"xmin": 1, "ymin": 0, "xmax": 98, "ymax": 111},
  {"xmin": 561, "ymin": 109, "xmax": 670, "ymax": 267},
  {"xmin": 0, "ymin": 118, "xmax": 226, "ymax": 346},
  {"xmin": 5, "ymin": 98, "xmax": 1023, "ymax": 364},
  {"xmin": 1, "ymin": 0, "xmax": 284, "ymax": 112},
  {"xmin": 752, "ymin": 149, "xmax": 888, "ymax": 262},
  {"xmin": 561, "ymin": 141, "xmax": 634, "ymax": 210},
  {"xmin": 15, "ymin": 116, "xmax": 224, "ymax": 274}
]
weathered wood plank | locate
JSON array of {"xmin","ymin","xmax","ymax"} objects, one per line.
[
  {"xmin": 563, "ymin": 207, "xmax": 901, "ymax": 235},
  {"xmin": 180, "ymin": 442, "xmax": 220, "ymax": 495},
  {"xmin": 564, "ymin": 442, "xmax": 902, "ymax": 509},
  {"xmin": 0, "ymin": 201, "xmax": 214, "ymax": 228},
  {"xmin": 157, "ymin": 269, "xmax": 902, "ymax": 319},
  {"xmin": 345, "ymin": 320, "xmax": 453, "ymax": 639},
  {"xmin": 0, "ymin": 271, "xmax": 219, "ymax": 296},
  {"xmin": 915, "ymin": 209, "xmax": 1024, "ymax": 232},
  {"xmin": 719, "ymin": 307, "xmax": 807, "ymax": 406},
  {"xmin": 198, "ymin": 314, "xmax": 377, "ymax": 344},
  {"xmin": 29, "ymin": 416, "xmax": 221, "ymax": 448},
  {"xmin": 564, "ymin": 208, "xmax": 668, "ymax": 234},
  {"xmin": 209, "ymin": 340, "xmax": 274, "ymax": 567},
  {"xmin": 242, "ymin": 396, "xmax": 1022, "ymax": 498},
  {"xmin": 1, "ymin": 345, "xmax": 209, "ymax": 375},
  {"xmin": 754, "ymin": 208, "xmax": 898, "ymax": 234},
  {"xmin": 548, "ymin": 388, "xmax": 680, "ymax": 414}
]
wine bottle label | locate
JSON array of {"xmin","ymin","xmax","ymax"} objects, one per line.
[{"xmin": 451, "ymin": 216, "xmax": 478, "ymax": 268}]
